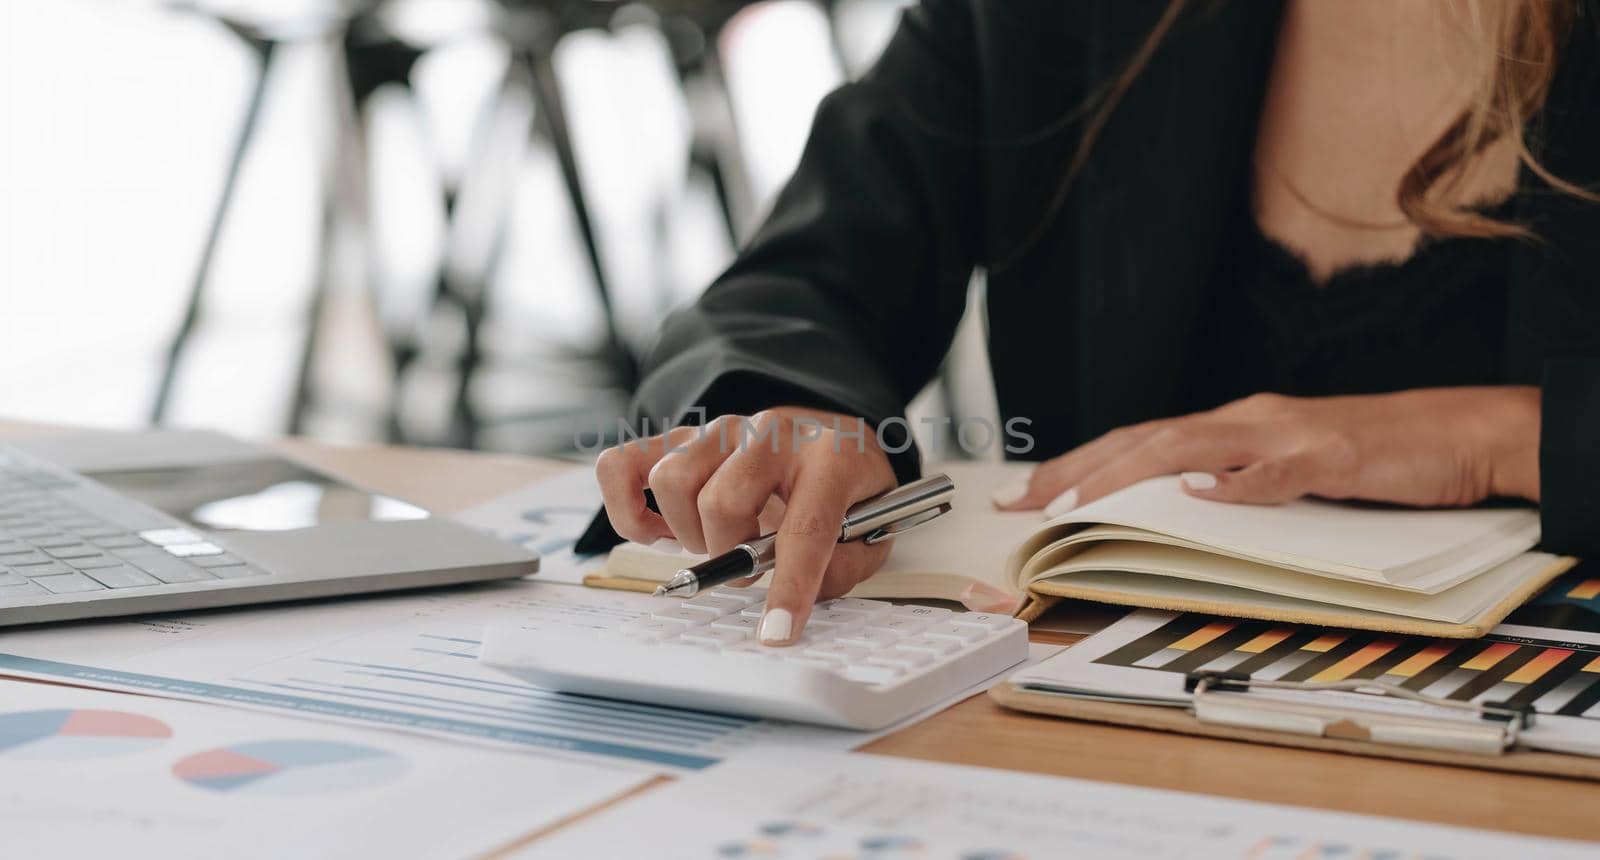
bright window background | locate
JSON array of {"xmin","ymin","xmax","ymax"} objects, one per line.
[{"xmin": 0, "ymin": 0, "xmax": 993, "ymax": 457}]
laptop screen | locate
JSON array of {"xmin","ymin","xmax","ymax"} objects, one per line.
[{"xmin": 83, "ymin": 457, "xmax": 429, "ymax": 533}]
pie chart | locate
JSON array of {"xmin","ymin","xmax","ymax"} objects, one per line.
[
  {"xmin": 0, "ymin": 709, "xmax": 172, "ymax": 759},
  {"xmin": 173, "ymin": 739, "xmax": 407, "ymax": 795}
]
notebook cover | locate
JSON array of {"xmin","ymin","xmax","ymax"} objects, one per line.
[
  {"xmin": 1017, "ymin": 556, "xmax": 1577, "ymax": 639},
  {"xmin": 988, "ymin": 681, "xmax": 1600, "ymax": 780}
]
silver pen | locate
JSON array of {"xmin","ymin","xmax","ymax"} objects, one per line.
[{"xmin": 653, "ymin": 473, "xmax": 957, "ymax": 597}]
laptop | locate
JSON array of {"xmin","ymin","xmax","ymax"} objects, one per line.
[{"xmin": 0, "ymin": 429, "xmax": 538, "ymax": 626}]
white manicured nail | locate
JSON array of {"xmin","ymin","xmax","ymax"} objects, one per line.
[
  {"xmin": 1044, "ymin": 488, "xmax": 1079, "ymax": 517},
  {"xmin": 990, "ymin": 476, "xmax": 1031, "ymax": 508},
  {"xmin": 650, "ymin": 539, "xmax": 683, "ymax": 553},
  {"xmin": 1181, "ymin": 472, "xmax": 1218, "ymax": 491},
  {"xmin": 758, "ymin": 608, "xmax": 794, "ymax": 644}
]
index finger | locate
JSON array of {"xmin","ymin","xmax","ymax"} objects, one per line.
[{"xmin": 757, "ymin": 470, "xmax": 854, "ymax": 646}]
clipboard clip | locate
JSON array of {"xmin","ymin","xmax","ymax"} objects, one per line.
[{"xmin": 1183, "ymin": 671, "xmax": 1536, "ymax": 756}]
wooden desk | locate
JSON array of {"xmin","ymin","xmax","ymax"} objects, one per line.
[{"xmin": 7, "ymin": 426, "xmax": 1599, "ymax": 843}]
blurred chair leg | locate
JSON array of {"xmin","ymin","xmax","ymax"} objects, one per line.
[
  {"xmin": 661, "ymin": 13, "xmax": 756, "ymax": 246},
  {"xmin": 288, "ymin": 34, "xmax": 368, "ymax": 436},
  {"xmin": 149, "ymin": 25, "xmax": 277, "ymax": 425},
  {"xmin": 431, "ymin": 59, "xmax": 531, "ymax": 449},
  {"xmin": 520, "ymin": 46, "xmax": 639, "ymax": 394},
  {"xmin": 339, "ymin": 11, "xmax": 431, "ymax": 442}
]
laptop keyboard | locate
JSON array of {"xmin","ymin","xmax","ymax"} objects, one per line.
[{"xmin": 0, "ymin": 466, "xmax": 264, "ymax": 604}]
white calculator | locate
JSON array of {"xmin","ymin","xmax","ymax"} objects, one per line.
[{"xmin": 479, "ymin": 586, "xmax": 1029, "ymax": 730}]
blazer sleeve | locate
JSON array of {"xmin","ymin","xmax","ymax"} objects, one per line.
[
  {"xmin": 629, "ymin": 0, "xmax": 984, "ymax": 482},
  {"xmin": 1527, "ymin": 11, "xmax": 1600, "ymax": 558},
  {"xmin": 1541, "ymin": 360, "xmax": 1600, "ymax": 556}
]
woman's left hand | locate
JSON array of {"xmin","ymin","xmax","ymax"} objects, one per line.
[{"xmin": 992, "ymin": 387, "xmax": 1542, "ymax": 516}]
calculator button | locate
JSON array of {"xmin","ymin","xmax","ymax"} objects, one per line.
[
  {"xmin": 809, "ymin": 609, "xmax": 868, "ymax": 628},
  {"xmin": 804, "ymin": 642, "xmax": 873, "ymax": 662},
  {"xmin": 866, "ymin": 648, "xmax": 934, "ymax": 669},
  {"xmin": 834, "ymin": 628, "xmax": 902, "ymax": 648},
  {"xmin": 35, "ymin": 573, "xmax": 106, "ymax": 594},
  {"xmin": 3, "ymin": 550, "xmax": 52, "ymax": 566},
  {"xmin": 896, "ymin": 635, "xmax": 962, "ymax": 655},
  {"xmin": 872, "ymin": 616, "xmax": 932, "ymax": 635},
  {"xmin": 651, "ymin": 606, "xmax": 716, "ymax": 626},
  {"xmin": 816, "ymin": 597, "xmax": 892, "ymax": 614},
  {"xmin": 67, "ymin": 554, "xmax": 121, "ymax": 570},
  {"xmin": 722, "ymin": 641, "xmax": 779, "ymax": 660},
  {"xmin": 0, "ymin": 541, "xmax": 27, "ymax": 554},
  {"xmin": 681, "ymin": 594, "xmax": 748, "ymax": 614},
  {"xmin": 705, "ymin": 586, "xmax": 764, "ymax": 606},
  {"xmin": 0, "ymin": 570, "xmax": 27, "ymax": 587},
  {"xmin": 679, "ymin": 627, "xmax": 750, "ymax": 647},
  {"xmin": 924, "ymin": 623, "xmax": 988, "ymax": 643},
  {"xmin": 739, "ymin": 602, "xmax": 768, "ymax": 619},
  {"xmin": 622, "ymin": 618, "xmax": 692, "ymax": 638},
  {"xmin": 952, "ymin": 612, "xmax": 1016, "ymax": 630},
  {"xmin": 709, "ymin": 615, "xmax": 760, "ymax": 633},
  {"xmin": 890, "ymin": 605, "xmax": 953, "ymax": 620}
]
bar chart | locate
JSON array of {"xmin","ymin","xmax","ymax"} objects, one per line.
[
  {"xmin": 1505, "ymin": 563, "xmax": 1600, "ymax": 633},
  {"xmin": 1095, "ymin": 614, "xmax": 1600, "ymax": 718}
]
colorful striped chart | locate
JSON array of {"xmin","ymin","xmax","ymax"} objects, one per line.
[
  {"xmin": 1506, "ymin": 566, "xmax": 1600, "ymax": 633},
  {"xmin": 1096, "ymin": 615, "xmax": 1600, "ymax": 717},
  {"xmin": 0, "ymin": 709, "xmax": 171, "ymax": 759},
  {"xmin": 172, "ymin": 740, "xmax": 407, "ymax": 795}
]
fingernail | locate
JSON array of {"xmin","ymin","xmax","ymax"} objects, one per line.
[
  {"xmin": 1044, "ymin": 487, "xmax": 1079, "ymax": 517},
  {"xmin": 1181, "ymin": 472, "xmax": 1218, "ymax": 491},
  {"xmin": 758, "ymin": 608, "xmax": 794, "ymax": 644},
  {"xmin": 958, "ymin": 582, "xmax": 1025, "ymax": 614},
  {"xmin": 650, "ymin": 538, "xmax": 683, "ymax": 553},
  {"xmin": 990, "ymin": 475, "xmax": 1031, "ymax": 509}
]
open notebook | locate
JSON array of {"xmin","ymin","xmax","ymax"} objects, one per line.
[{"xmin": 599, "ymin": 462, "xmax": 1572, "ymax": 637}]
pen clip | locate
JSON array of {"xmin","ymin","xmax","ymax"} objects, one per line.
[{"xmin": 862, "ymin": 503, "xmax": 952, "ymax": 545}]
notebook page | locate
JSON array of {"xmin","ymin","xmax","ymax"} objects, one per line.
[{"xmin": 1047, "ymin": 476, "xmax": 1539, "ymax": 584}]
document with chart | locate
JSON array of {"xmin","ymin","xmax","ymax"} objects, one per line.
[
  {"xmin": 0, "ymin": 680, "xmax": 645, "ymax": 859},
  {"xmin": 1011, "ymin": 590, "xmax": 1600, "ymax": 755},
  {"xmin": 0, "ymin": 580, "xmax": 995, "ymax": 771},
  {"xmin": 515, "ymin": 749, "xmax": 1595, "ymax": 859},
  {"xmin": 453, "ymin": 467, "xmax": 607, "ymax": 585}
]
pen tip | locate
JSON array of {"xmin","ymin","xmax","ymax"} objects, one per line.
[{"xmin": 652, "ymin": 586, "xmax": 668, "ymax": 597}]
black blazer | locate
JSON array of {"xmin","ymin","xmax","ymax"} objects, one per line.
[{"xmin": 630, "ymin": 1, "xmax": 1600, "ymax": 555}]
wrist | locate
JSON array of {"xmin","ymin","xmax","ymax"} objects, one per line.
[{"xmin": 1485, "ymin": 386, "xmax": 1542, "ymax": 501}]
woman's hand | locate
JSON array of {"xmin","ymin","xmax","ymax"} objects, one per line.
[
  {"xmin": 993, "ymin": 388, "xmax": 1542, "ymax": 515},
  {"xmin": 596, "ymin": 407, "xmax": 897, "ymax": 645}
]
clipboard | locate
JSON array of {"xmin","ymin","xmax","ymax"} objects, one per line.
[{"xmin": 990, "ymin": 670, "xmax": 1600, "ymax": 780}]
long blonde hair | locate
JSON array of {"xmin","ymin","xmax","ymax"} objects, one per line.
[{"xmin": 1078, "ymin": 0, "xmax": 1591, "ymax": 240}]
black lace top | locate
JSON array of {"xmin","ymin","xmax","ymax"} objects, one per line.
[{"xmin": 1200, "ymin": 201, "xmax": 1516, "ymax": 405}]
